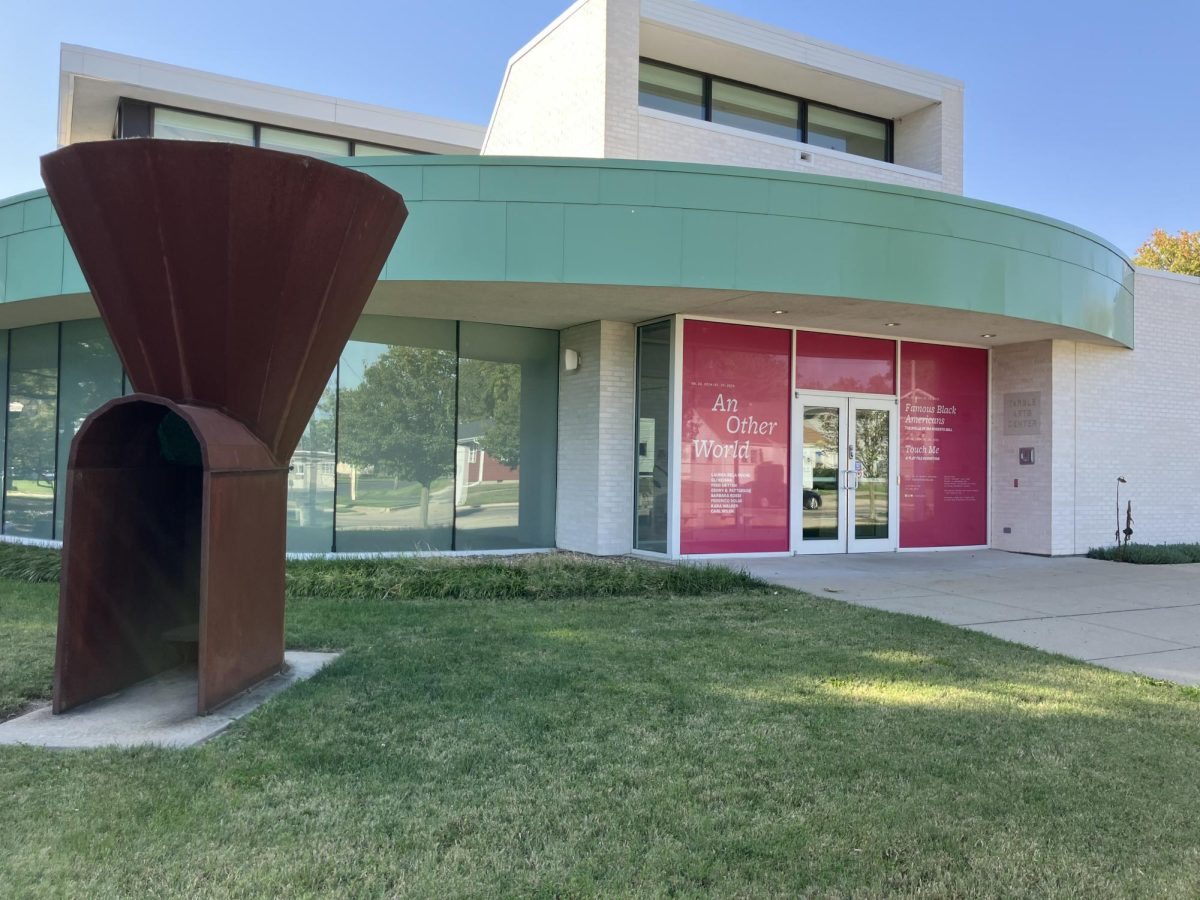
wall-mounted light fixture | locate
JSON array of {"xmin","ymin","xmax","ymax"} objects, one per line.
[{"xmin": 563, "ymin": 348, "xmax": 580, "ymax": 372}]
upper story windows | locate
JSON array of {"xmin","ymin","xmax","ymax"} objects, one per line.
[
  {"xmin": 638, "ymin": 59, "xmax": 892, "ymax": 164},
  {"xmin": 118, "ymin": 99, "xmax": 422, "ymax": 159}
]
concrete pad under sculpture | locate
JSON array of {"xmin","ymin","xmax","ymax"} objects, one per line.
[{"xmin": 0, "ymin": 652, "xmax": 340, "ymax": 749}]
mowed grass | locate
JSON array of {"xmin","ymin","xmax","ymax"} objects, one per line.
[
  {"xmin": 0, "ymin": 581, "xmax": 57, "ymax": 719},
  {"xmin": 4, "ymin": 559, "xmax": 1200, "ymax": 896}
]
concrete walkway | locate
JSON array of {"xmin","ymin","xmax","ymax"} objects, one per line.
[{"xmin": 734, "ymin": 551, "xmax": 1200, "ymax": 685}]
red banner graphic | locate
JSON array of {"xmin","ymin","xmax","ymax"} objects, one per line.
[
  {"xmin": 899, "ymin": 342, "xmax": 989, "ymax": 548},
  {"xmin": 681, "ymin": 321, "xmax": 791, "ymax": 554}
]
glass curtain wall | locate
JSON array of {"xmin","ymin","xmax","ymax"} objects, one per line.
[
  {"xmin": 54, "ymin": 320, "xmax": 123, "ymax": 536},
  {"xmin": 634, "ymin": 320, "xmax": 672, "ymax": 553},
  {"xmin": 456, "ymin": 323, "xmax": 557, "ymax": 551},
  {"xmin": 0, "ymin": 317, "xmax": 558, "ymax": 552},
  {"xmin": 5, "ymin": 325, "xmax": 59, "ymax": 538},
  {"xmin": 285, "ymin": 371, "xmax": 337, "ymax": 553},
  {"xmin": 335, "ymin": 317, "xmax": 458, "ymax": 552}
]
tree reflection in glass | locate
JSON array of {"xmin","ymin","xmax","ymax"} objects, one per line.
[
  {"xmin": 336, "ymin": 326, "xmax": 457, "ymax": 552},
  {"xmin": 455, "ymin": 359, "xmax": 522, "ymax": 549}
]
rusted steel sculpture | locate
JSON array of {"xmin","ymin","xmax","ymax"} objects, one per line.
[{"xmin": 41, "ymin": 140, "xmax": 407, "ymax": 714}]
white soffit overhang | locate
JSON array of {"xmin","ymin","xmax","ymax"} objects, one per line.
[
  {"xmin": 58, "ymin": 45, "xmax": 486, "ymax": 154},
  {"xmin": 360, "ymin": 282, "xmax": 1123, "ymax": 349},
  {"xmin": 640, "ymin": 0, "xmax": 962, "ymax": 119}
]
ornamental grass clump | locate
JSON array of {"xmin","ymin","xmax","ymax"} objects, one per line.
[
  {"xmin": 0, "ymin": 542, "xmax": 60, "ymax": 583},
  {"xmin": 0, "ymin": 541, "xmax": 764, "ymax": 600},
  {"xmin": 284, "ymin": 553, "xmax": 767, "ymax": 601}
]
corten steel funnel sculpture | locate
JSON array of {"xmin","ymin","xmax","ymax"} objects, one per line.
[{"xmin": 41, "ymin": 140, "xmax": 407, "ymax": 714}]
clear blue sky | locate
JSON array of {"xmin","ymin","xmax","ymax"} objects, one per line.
[{"xmin": 1, "ymin": 0, "xmax": 1196, "ymax": 255}]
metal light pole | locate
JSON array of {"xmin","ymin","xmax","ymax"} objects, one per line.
[{"xmin": 1115, "ymin": 476, "xmax": 1127, "ymax": 546}]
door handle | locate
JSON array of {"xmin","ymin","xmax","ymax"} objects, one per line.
[{"xmin": 844, "ymin": 469, "xmax": 857, "ymax": 490}]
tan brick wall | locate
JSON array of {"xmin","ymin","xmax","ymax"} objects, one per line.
[{"xmin": 991, "ymin": 341, "xmax": 1054, "ymax": 553}]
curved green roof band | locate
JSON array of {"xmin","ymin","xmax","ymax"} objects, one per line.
[{"xmin": 0, "ymin": 157, "xmax": 1134, "ymax": 347}]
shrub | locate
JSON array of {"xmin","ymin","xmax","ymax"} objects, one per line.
[{"xmin": 1087, "ymin": 543, "xmax": 1200, "ymax": 565}]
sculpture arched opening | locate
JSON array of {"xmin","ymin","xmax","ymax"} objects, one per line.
[{"xmin": 54, "ymin": 395, "xmax": 287, "ymax": 714}]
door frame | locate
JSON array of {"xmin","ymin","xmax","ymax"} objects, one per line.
[
  {"xmin": 791, "ymin": 393, "xmax": 898, "ymax": 554},
  {"xmin": 846, "ymin": 396, "xmax": 899, "ymax": 554}
]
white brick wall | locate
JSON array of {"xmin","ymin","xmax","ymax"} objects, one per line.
[
  {"xmin": 894, "ymin": 102, "xmax": 941, "ymax": 183},
  {"xmin": 939, "ymin": 87, "xmax": 965, "ymax": 195},
  {"xmin": 484, "ymin": 0, "xmax": 964, "ymax": 193},
  {"xmin": 992, "ymin": 270, "xmax": 1200, "ymax": 555},
  {"xmin": 603, "ymin": 0, "xmax": 640, "ymax": 158},
  {"xmin": 1065, "ymin": 269, "xmax": 1200, "ymax": 552},
  {"xmin": 483, "ymin": 0, "xmax": 610, "ymax": 157},
  {"xmin": 556, "ymin": 320, "xmax": 637, "ymax": 554},
  {"xmin": 637, "ymin": 111, "xmax": 947, "ymax": 191}
]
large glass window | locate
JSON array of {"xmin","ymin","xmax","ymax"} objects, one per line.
[
  {"xmin": 455, "ymin": 323, "xmax": 557, "ymax": 551},
  {"xmin": 286, "ymin": 372, "xmax": 337, "ymax": 553},
  {"xmin": 5, "ymin": 325, "xmax": 59, "ymax": 539},
  {"xmin": 153, "ymin": 108, "xmax": 254, "ymax": 145},
  {"xmin": 259, "ymin": 127, "xmax": 350, "ymax": 160},
  {"xmin": 711, "ymin": 81, "xmax": 799, "ymax": 141},
  {"xmin": 353, "ymin": 142, "xmax": 415, "ymax": 157},
  {"xmin": 336, "ymin": 317, "xmax": 457, "ymax": 552},
  {"xmin": 638, "ymin": 58, "xmax": 894, "ymax": 164},
  {"xmin": 638, "ymin": 60, "xmax": 705, "ymax": 120},
  {"xmin": 147, "ymin": 105, "xmax": 402, "ymax": 160},
  {"xmin": 635, "ymin": 321, "xmax": 672, "ymax": 553},
  {"xmin": 54, "ymin": 320, "xmax": 123, "ymax": 537},
  {"xmin": 807, "ymin": 104, "xmax": 889, "ymax": 161}
]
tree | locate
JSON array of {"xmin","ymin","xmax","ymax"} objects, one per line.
[
  {"xmin": 336, "ymin": 347, "xmax": 456, "ymax": 527},
  {"xmin": 1132, "ymin": 229, "xmax": 1200, "ymax": 277}
]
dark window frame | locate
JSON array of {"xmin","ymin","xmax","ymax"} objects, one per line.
[{"xmin": 637, "ymin": 58, "xmax": 894, "ymax": 164}]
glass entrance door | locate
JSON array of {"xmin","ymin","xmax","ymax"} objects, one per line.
[{"xmin": 793, "ymin": 395, "xmax": 897, "ymax": 554}]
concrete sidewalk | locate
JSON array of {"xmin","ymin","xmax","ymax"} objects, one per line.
[{"xmin": 733, "ymin": 551, "xmax": 1200, "ymax": 685}]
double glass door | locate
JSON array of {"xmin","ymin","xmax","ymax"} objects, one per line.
[{"xmin": 793, "ymin": 395, "xmax": 897, "ymax": 553}]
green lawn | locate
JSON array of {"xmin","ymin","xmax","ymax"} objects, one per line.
[{"xmin": 4, "ymin": 560, "xmax": 1200, "ymax": 896}]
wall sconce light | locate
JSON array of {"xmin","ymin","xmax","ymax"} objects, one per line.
[{"xmin": 563, "ymin": 348, "xmax": 580, "ymax": 372}]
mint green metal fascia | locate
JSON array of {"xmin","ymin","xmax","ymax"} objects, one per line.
[{"xmin": 0, "ymin": 157, "xmax": 1135, "ymax": 346}]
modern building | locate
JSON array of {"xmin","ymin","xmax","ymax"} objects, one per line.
[{"xmin": 0, "ymin": 0, "xmax": 1195, "ymax": 559}]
